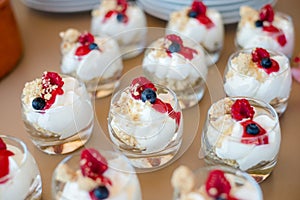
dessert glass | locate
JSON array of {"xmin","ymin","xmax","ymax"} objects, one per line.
[
  {"xmin": 224, "ymin": 48, "xmax": 292, "ymax": 116},
  {"xmin": 21, "ymin": 73, "xmax": 94, "ymax": 155},
  {"xmin": 142, "ymin": 34, "xmax": 208, "ymax": 109},
  {"xmin": 108, "ymin": 81, "xmax": 183, "ymax": 170},
  {"xmin": 200, "ymin": 97, "xmax": 281, "ymax": 183},
  {"xmin": 172, "ymin": 165, "xmax": 263, "ymax": 200},
  {"xmin": 60, "ymin": 29, "xmax": 123, "ymax": 98},
  {"xmin": 0, "ymin": 135, "xmax": 42, "ymax": 200},
  {"xmin": 52, "ymin": 149, "xmax": 142, "ymax": 200},
  {"xmin": 91, "ymin": 0, "xmax": 147, "ymax": 59}
]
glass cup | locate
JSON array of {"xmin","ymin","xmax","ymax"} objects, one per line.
[
  {"xmin": 142, "ymin": 35, "xmax": 208, "ymax": 109},
  {"xmin": 200, "ymin": 97, "xmax": 281, "ymax": 183},
  {"xmin": 52, "ymin": 149, "xmax": 142, "ymax": 200},
  {"xmin": 224, "ymin": 48, "xmax": 292, "ymax": 116},
  {"xmin": 108, "ymin": 84, "xmax": 183, "ymax": 170},
  {"xmin": 21, "ymin": 75, "xmax": 94, "ymax": 155},
  {"xmin": 172, "ymin": 165, "xmax": 263, "ymax": 200},
  {"xmin": 0, "ymin": 135, "xmax": 42, "ymax": 200},
  {"xmin": 90, "ymin": 1, "xmax": 147, "ymax": 59}
]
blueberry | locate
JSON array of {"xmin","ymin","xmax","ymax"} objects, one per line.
[
  {"xmin": 261, "ymin": 57, "xmax": 272, "ymax": 69},
  {"xmin": 255, "ymin": 20, "xmax": 263, "ymax": 27},
  {"xmin": 32, "ymin": 97, "xmax": 46, "ymax": 110},
  {"xmin": 89, "ymin": 43, "xmax": 99, "ymax": 50},
  {"xmin": 246, "ymin": 123, "xmax": 260, "ymax": 135},
  {"xmin": 141, "ymin": 88, "xmax": 157, "ymax": 104},
  {"xmin": 188, "ymin": 10, "xmax": 198, "ymax": 18},
  {"xmin": 93, "ymin": 186, "xmax": 109, "ymax": 199},
  {"xmin": 116, "ymin": 13, "xmax": 125, "ymax": 22},
  {"xmin": 168, "ymin": 42, "xmax": 181, "ymax": 53}
]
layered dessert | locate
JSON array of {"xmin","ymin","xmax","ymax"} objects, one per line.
[
  {"xmin": 201, "ymin": 98, "xmax": 281, "ymax": 182},
  {"xmin": 60, "ymin": 28, "xmax": 123, "ymax": 98},
  {"xmin": 224, "ymin": 47, "xmax": 292, "ymax": 115},
  {"xmin": 171, "ymin": 165, "xmax": 262, "ymax": 200},
  {"xmin": 108, "ymin": 77, "xmax": 183, "ymax": 168},
  {"xmin": 91, "ymin": 0, "xmax": 147, "ymax": 59},
  {"xmin": 21, "ymin": 71, "xmax": 94, "ymax": 154},
  {"xmin": 142, "ymin": 34, "xmax": 208, "ymax": 109},
  {"xmin": 0, "ymin": 136, "xmax": 42, "ymax": 200},
  {"xmin": 166, "ymin": 0, "xmax": 224, "ymax": 64},
  {"xmin": 236, "ymin": 4, "xmax": 294, "ymax": 58},
  {"xmin": 53, "ymin": 148, "xmax": 141, "ymax": 200}
]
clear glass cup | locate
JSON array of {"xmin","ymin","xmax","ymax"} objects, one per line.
[
  {"xmin": 52, "ymin": 149, "xmax": 142, "ymax": 200},
  {"xmin": 224, "ymin": 48, "xmax": 292, "ymax": 116},
  {"xmin": 108, "ymin": 83, "xmax": 183, "ymax": 170},
  {"xmin": 200, "ymin": 97, "xmax": 281, "ymax": 183},
  {"xmin": 0, "ymin": 135, "xmax": 42, "ymax": 200},
  {"xmin": 142, "ymin": 35, "xmax": 208, "ymax": 109},
  {"xmin": 21, "ymin": 75, "xmax": 94, "ymax": 155},
  {"xmin": 172, "ymin": 165, "xmax": 263, "ymax": 200},
  {"xmin": 90, "ymin": 1, "xmax": 147, "ymax": 59}
]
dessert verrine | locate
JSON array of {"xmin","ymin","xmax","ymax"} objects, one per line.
[
  {"xmin": 21, "ymin": 71, "xmax": 94, "ymax": 154},
  {"xmin": 108, "ymin": 77, "xmax": 183, "ymax": 169},
  {"xmin": 236, "ymin": 4, "xmax": 294, "ymax": 58},
  {"xmin": 200, "ymin": 97, "xmax": 281, "ymax": 182},
  {"xmin": 91, "ymin": 0, "xmax": 147, "ymax": 59},
  {"xmin": 224, "ymin": 47, "xmax": 292, "ymax": 116},
  {"xmin": 166, "ymin": 0, "xmax": 224, "ymax": 65},
  {"xmin": 142, "ymin": 34, "xmax": 208, "ymax": 109},
  {"xmin": 171, "ymin": 165, "xmax": 263, "ymax": 200},
  {"xmin": 0, "ymin": 135, "xmax": 42, "ymax": 200},
  {"xmin": 60, "ymin": 28, "xmax": 123, "ymax": 98},
  {"xmin": 52, "ymin": 148, "xmax": 142, "ymax": 200}
]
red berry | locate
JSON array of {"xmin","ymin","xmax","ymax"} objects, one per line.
[
  {"xmin": 0, "ymin": 138, "xmax": 6, "ymax": 150},
  {"xmin": 191, "ymin": 0, "xmax": 207, "ymax": 15},
  {"xmin": 78, "ymin": 32, "xmax": 94, "ymax": 45},
  {"xmin": 197, "ymin": 15, "xmax": 214, "ymax": 29},
  {"xmin": 75, "ymin": 45, "xmax": 91, "ymax": 56},
  {"xmin": 258, "ymin": 58, "xmax": 280, "ymax": 74},
  {"xmin": 259, "ymin": 4, "xmax": 274, "ymax": 22},
  {"xmin": 152, "ymin": 98, "xmax": 168, "ymax": 113},
  {"xmin": 80, "ymin": 148, "xmax": 109, "ymax": 181},
  {"xmin": 166, "ymin": 34, "xmax": 183, "ymax": 45},
  {"xmin": 241, "ymin": 120, "xmax": 268, "ymax": 145},
  {"xmin": 262, "ymin": 25, "xmax": 280, "ymax": 33},
  {"xmin": 130, "ymin": 77, "xmax": 156, "ymax": 100},
  {"xmin": 277, "ymin": 34, "xmax": 287, "ymax": 46},
  {"xmin": 251, "ymin": 47, "xmax": 270, "ymax": 62},
  {"xmin": 43, "ymin": 72, "xmax": 64, "ymax": 87},
  {"xmin": 0, "ymin": 155, "xmax": 9, "ymax": 181},
  {"xmin": 231, "ymin": 99, "xmax": 255, "ymax": 121},
  {"xmin": 180, "ymin": 46, "xmax": 198, "ymax": 60},
  {"xmin": 205, "ymin": 169, "xmax": 231, "ymax": 198}
]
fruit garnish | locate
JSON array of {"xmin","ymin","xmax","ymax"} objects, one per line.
[
  {"xmin": 141, "ymin": 88, "xmax": 157, "ymax": 104},
  {"xmin": 32, "ymin": 97, "xmax": 46, "ymax": 110},
  {"xmin": 75, "ymin": 32, "xmax": 100, "ymax": 56},
  {"xmin": 205, "ymin": 170, "xmax": 233, "ymax": 199},
  {"xmin": 187, "ymin": 0, "xmax": 214, "ymax": 29},
  {"xmin": 78, "ymin": 32, "xmax": 95, "ymax": 45},
  {"xmin": 277, "ymin": 34, "xmax": 287, "ymax": 46},
  {"xmin": 0, "ymin": 138, "xmax": 15, "ymax": 183},
  {"xmin": 130, "ymin": 77, "xmax": 157, "ymax": 100},
  {"xmin": 241, "ymin": 120, "xmax": 268, "ymax": 145},
  {"xmin": 254, "ymin": 20, "xmax": 263, "ymax": 27},
  {"xmin": 251, "ymin": 48, "xmax": 280, "ymax": 74},
  {"xmin": 103, "ymin": 0, "xmax": 129, "ymax": 24},
  {"xmin": 259, "ymin": 4, "xmax": 274, "ymax": 22},
  {"xmin": 231, "ymin": 99, "xmax": 255, "ymax": 121},
  {"xmin": 90, "ymin": 185, "xmax": 110, "ymax": 200},
  {"xmin": 165, "ymin": 34, "xmax": 198, "ymax": 60}
]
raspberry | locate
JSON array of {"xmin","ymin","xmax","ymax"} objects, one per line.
[
  {"xmin": 251, "ymin": 48, "xmax": 270, "ymax": 62},
  {"xmin": 205, "ymin": 170, "xmax": 231, "ymax": 198},
  {"xmin": 277, "ymin": 34, "xmax": 287, "ymax": 46},
  {"xmin": 258, "ymin": 58, "xmax": 280, "ymax": 74},
  {"xmin": 130, "ymin": 77, "xmax": 156, "ymax": 100},
  {"xmin": 75, "ymin": 45, "xmax": 91, "ymax": 56},
  {"xmin": 0, "ymin": 138, "xmax": 6, "ymax": 150},
  {"xmin": 191, "ymin": 0, "xmax": 207, "ymax": 16},
  {"xmin": 43, "ymin": 71, "xmax": 64, "ymax": 87},
  {"xmin": 259, "ymin": 4, "xmax": 274, "ymax": 22},
  {"xmin": 78, "ymin": 32, "xmax": 94, "ymax": 45},
  {"xmin": 0, "ymin": 139, "xmax": 15, "ymax": 182},
  {"xmin": 241, "ymin": 120, "xmax": 268, "ymax": 145},
  {"xmin": 231, "ymin": 99, "xmax": 255, "ymax": 121},
  {"xmin": 197, "ymin": 15, "xmax": 214, "ymax": 29},
  {"xmin": 262, "ymin": 25, "xmax": 280, "ymax": 33},
  {"xmin": 103, "ymin": 0, "xmax": 128, "ymax": 23}
]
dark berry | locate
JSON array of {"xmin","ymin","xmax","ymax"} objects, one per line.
[
  {"xmin": 93, "ymin": 186, "xmax": 109, "ymax": 199},
  {"xmin": 261, "ymin": 57, "xmax": 272, "ymax": 69},
  {"xmin": 168, "ymin": 42, "xmax": 181, "ymax": 53},
  {"xmin": 215, "ymin": 196, "xmax": 226, "ymax": 200},
  {"xmin": 255, "ymin": 20, "xmax": 263, "ymax": 27},
  {"xmin": 246, "ymin": 123, "xmax": 260, "ymax": 135},
  {"xmin": 141, "ymin": 88, "xmax": 157, "ymax": 104},
  {"xmin": 89, "ymin": 43, "xmax": 99, "ymax": 50},
  {"xmin": 32, "ymin": 97, "xmax": 46, "ymax": 110},
  {"xmin": 116, "ymin": 13, "xmax": 125, "ymax": 22},
  {"xmin": 188, "ymin": 10, "xmax": 198, "ymax": 18}
]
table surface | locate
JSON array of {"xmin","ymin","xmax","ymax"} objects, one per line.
[{"xmin": 1, "ymin": 0, "xmax": 300, "ymax": 199}]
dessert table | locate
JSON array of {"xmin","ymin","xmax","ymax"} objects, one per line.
[{"xmin": 1, "ymin": 0, "xmax": 300, "ymax": 199}]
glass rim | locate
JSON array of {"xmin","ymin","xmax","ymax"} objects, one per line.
[
  {"xmin": 0, "ymin": 135, "xmax": 28, "ymax": 182},
  {"xmin": 227, "ymin": 48, "xmax": 290, "ymax": 78},
  {"xmin": 207, "ymin": 96, "xmax": 279, "ymax": 140}
]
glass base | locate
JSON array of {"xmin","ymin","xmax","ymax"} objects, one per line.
[
  {"xmin": 270, "ymin": 97, "xmax": 288, "ymax": 117},
  {"xmin": 92, "ymin": 79, "xmax": 120, "ymax": 99},
  {"xmin": 27, "ymin": 174, "xmax": 42, "ymax": 200},
  {"xmin": 205, "ymin": 48, "xmax": 221, "ymax": 66}
]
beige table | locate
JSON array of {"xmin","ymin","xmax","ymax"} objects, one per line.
[{"xmin": 1, "ymin": 0, "xmax": 300, "ymax": 199}]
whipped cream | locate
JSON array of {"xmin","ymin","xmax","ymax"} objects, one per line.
[
  {"xmin": 22, "ymin": 76, "xmax": 94, "ymax": 139},
  {"xmin": 60, "ymin": 29, "xmax": 123, "ymax": 82},
  {"xmin": 109, "ymin": 89, "xmax": 181, "ymax": 153},
  {"xmin": 236, "ymin": 6, "xmax": 294, "ymax": 57},
  {"xmin": 224, "ymin": 51, "xmax": 292, "ymax": 104}
]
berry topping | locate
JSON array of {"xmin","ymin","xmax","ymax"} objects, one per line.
[
  {"xmin": 89, "ymin": 43, "xmax": 99, "ymax": 50},
  {"xmin": 0, "ymin": 138, "xmax": 6, "ymax": 150},
  {"xmin": 116, "ymin": 13, "xmax": 127, "ymax": 23},
  {"xmin": 130, "ymin": 77, "xmax": 157, "ymax": 100},
  {"xmin": 75, "ymin": 32, "xmax": 100, "ymax": 56},
  {"xmin": 251, "ymin": 48, "xmax": 280, "ymax": 74},
  {"xmin": 165, "ymin": 34, "xmax": 198, "ymax": 60},
  {"xmin": 188, "ymin": 11, "xmax": 198, "ymax": 18},
  {"xmin": 188, "ymin": 0, "xmax": 214, "ymax": 28},
  {"xmin": 0, "ymin": 138, "xmax": 15, "ymax": 183},
  {"xmin": 103, "ymin": 0, "xmax": 129, "ymax": 23},
  {"xmin": 78, "ymin": 32, "xmax": 95, "ymax": 45},
  {"xmin": 262, "ymin": 25, "xmax": 280, "ymax": 33},
  {"xmin": 93, "ymin": 186, "xmax": 110, "ymax": 200},
  {"xmin": 141, "ymin": 88, "xmax": 157, "ymax": 104},
  {"xmin": 277, "ymin": 34, "xmax": 287, "ymax": 46},
  {"xmin": 32, "ymin": 97, "xmax": 46, "ymax": 110},
  {"xmin": 241, "ymin": 120, "xmax": 268, "ymax": 145},
  {"xmin": 205, "ymin": 170, "xmax": 232, "ymax": 199},
  {"xmin": 231, "ymin": 99, "xmax": 254, "ymax": 121},
  {"xmin": 254, "ymin": 20, "xmax": 263, "ymax": 27},
  {"xmin": 259, "ymin": 4, "xmax": 274, "ymax": 22}
]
